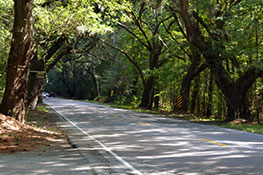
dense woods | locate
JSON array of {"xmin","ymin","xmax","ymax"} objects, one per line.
[{"xmin": 0, "ymin": 0, "xmax": 263, "ymax": 123}]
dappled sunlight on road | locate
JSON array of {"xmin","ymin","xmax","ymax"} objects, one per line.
[
  {"xmin": 44, "ymin": 98, "xmax": 263, "ymax": 175},
  {"xmin": 0, "ymin": 148, "xmax": 93, "ymax": 175}
]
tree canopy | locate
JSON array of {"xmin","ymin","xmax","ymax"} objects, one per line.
[{"xmin": 0, "ymin": 0, "xmax": 263, "ymax": 123}]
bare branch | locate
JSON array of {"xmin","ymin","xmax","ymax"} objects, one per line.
[
  {"xmin": 169, "ymin": 54, "xmax": 186, "ymax": 61},
  {"xmin": 236, "ymin": 65, "xmax": 263, "ymax": 94},
  {"xmin": 43, "ymin": 37, "xmax": 66, "ymax": 62},
  {"xmin": 138, "ymin": 2, "xmax": 147, "ymax": 19}
]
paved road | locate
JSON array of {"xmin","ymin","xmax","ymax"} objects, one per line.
[
  {"xmin": 0, "ymin": 133, "xmax": 94, "ymax": 175},
  {"xmin": 45, "ymin": 98, "xmax": 263, "ymax": 175}
]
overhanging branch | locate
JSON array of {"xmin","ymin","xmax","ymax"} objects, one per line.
[
  {"xmin": 117, "ymin": 21, "xmax": 150, "ymax": 50},
  {"xmin": 90, "ymin": 35, "xmax": 147, "ymax": 87}
]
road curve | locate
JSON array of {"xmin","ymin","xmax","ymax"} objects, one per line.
[{"xmin": 45, "ymin": 98, "xmax": 263, "ymax": 175}]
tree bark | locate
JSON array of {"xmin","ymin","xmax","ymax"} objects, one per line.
[
  {"xmin": 180, "ymin": 71, "xmax": 192, "ymax": 111},
  {"xmin": 190, "ymin": 76, "xmax": 200, "ymax": 114},
  {"xmin": 27, "ymin": 53, "xmax": 45, "ymax": 110},
  {"xmin": 0, "ymin": 0, "xmax": 33, "ymax": 123},
  {"xmin": 140, "ymin": 76, "xmax": 155, "ymax": 109},
  {"xmin": 153, "ymin": 86, "xmax": 159, "ymax": 109},
  {"xmin": 178, "ymin": 52, "xmax": 205, "ymax": 111},
  {"xmin": 206, "ymin": 73, "xmax": 213, "ymax": 118},
  {"xmin": 139, "ymin": 51, "xmax": 159, "ymax": 109},
  {"xmin": 202, "ymin": 74, "xmax": 208, "ymax": 116},
  {"xmin": 27, "ymin": 43, "xmax": 70, "ymax": 109}
]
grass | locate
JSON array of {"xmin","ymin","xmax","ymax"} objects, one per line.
[
  {"xmin": 218, "ymin": 123, "xmax": 263, "ymax": 134},
  {"xmin": 173, "ymin": 115, "xmax": 263, "ymax": 134},
  {"xmin": 36, "ymin": 105, "xmax": 49, "ymax": 113},
  {"xmin": 108, "ymin": 103, "xmax": 162, "ymax": 114},
  {"xmin": 82, "ymin": 99, "xmax": 164, "ymax": 115},
  {"xmin": 83, "ymin": 99, "xmax": 263, "ymax": 135},
  {"xmin": 27, "ymin": 104, "xmax": 61, "ymax": 133},
  {"xmin": 172, "ymin": 113, "xmax": 263, "ymax": 134}
]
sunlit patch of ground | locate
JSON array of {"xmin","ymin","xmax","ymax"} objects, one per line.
[{"xmin": 0, "ymin": 106, "xmax": 65, "ymax": 154}]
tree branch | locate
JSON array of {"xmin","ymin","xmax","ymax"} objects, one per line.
[
  {"xmin": 117, "ymin": 21, "xmax": 150, "ymax": 50},
  {"xmin": 192, "ymin": 11, "xmax": 214, "ymax": 38},
  {"xmin": 163, "ymin": 21, "xmax": 191, "ymax": 57},
  {"xmin": 72, "ymin": 42, "xmax": 96, "ymax": 54},
  {"xmin": 236, "ymin": 65, "xmax": 263, "ymax": 94},
  {"xmin": 141, "ymin": 20, "xmax": 154, "ymax": 34},
  {"xmin": 46, "ymin": 46, "xmax": 71, "ymax": 72},
  {"xmin": 230, "ymin": 0, "xmax": 243, "ymax": 8},
  {"xmin": 153, "ymin": 16, "xmax": 173, "ymax": 35},
  {"xmin": 130, "ymin": 10, "xmax": 153, "ymax": 50},
  {"xmin": 43, "ymin": 37, "xmax": 66, "ymax": 62},
  {"xmin": 90, "ymin": 35, "xmax": 147, "ymax": 88},
  {"xmin": 193, "ymin": 63, "xmax": 207, "ymax": 77}
]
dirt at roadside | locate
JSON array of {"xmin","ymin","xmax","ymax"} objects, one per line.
[{"xmin": 0, "ymin": 106, "xmax": 66, "ymax": 154}]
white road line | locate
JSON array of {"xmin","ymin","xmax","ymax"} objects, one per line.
[{"xmin": 46, "ymin": 102, "xmax": 144, "ymax": 175}]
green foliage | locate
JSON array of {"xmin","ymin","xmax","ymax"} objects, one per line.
[
  {"xmin": 46, "ymin": 39, "xmax": 115, "ymax": 100},
  {"xmin": 224, "ymin": 1, "xmax": 263, "ymax": 58},
  {"xmin": 33, "ymin": 2, "xmax": 108, "ymax": 48},
  {"xmin": 0, "ymin": 0, "xmax": 13, "ymax": 101},
  {"xmin": 100, "ymin": 50, "xmax": 137, "ymax": 101},
  {"xmin": 1, "ymin": 0, "xmax": 263, "ymax": 122},
  {"xmin": 220, "ymin": 123, "xmax": 263, "ymax": 134},
  {"xmin": 33, "ymin": 0, "xmax": 132, "ymax": 39},
  {"xmin": 0, "ymin": 0, "xmax": 12, "ymax": 62}
]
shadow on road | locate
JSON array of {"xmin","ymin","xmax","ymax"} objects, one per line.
[{"xmin": 45, "ymin": 98, "xmax": 263, "ymax": 175}]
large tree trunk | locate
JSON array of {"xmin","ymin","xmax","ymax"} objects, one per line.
[
  {"xmin": 153, "ymin": 86, "xmax": 159, "ymax": 109},
  {"xmin": 206, "ymin": 55, "xmax": 259, "ymax": 121},
  {"xmin": 27, "ymin": 52, "xmax": 45, "ymax": 110},
  {"xmin": 139, "ymin": 50, "xmax": 160, "ymax": 109},
  {"xmin": 206, "ymin": 73, "xmax": 213, "ymax": 118},
  {"xmin": 179, "ymin": 53, "xmax": 203, "ymax": 111},
  {"xmin": 224, "ymin": 85, "xmax": 253, "ymax": 121},
  {"xmin": 0, "ymin": 0, "xmax": 33, "ymax": 123},
  {"xmin": 27, "ymin": 42, "xmax": 70, "ymax": 108},
  {"xmin": 190, "ymin": 76, "xmax": 199, "ymax": 114},
  {"xmin": 140, "ymin": 76, "xmax": 155, "ymax": 109}
]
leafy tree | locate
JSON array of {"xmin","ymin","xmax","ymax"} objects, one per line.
[
  {"xmin": 27, "ymin": 0, "xmax": 116, "ymax": 108},
  {"xmin": 103, "ymin": 1, "xmax": 179, "ymax": 109},
  {"xmin": 170, "ymin": 0, "xmax": 263, "ymax": 121},
  {"xmin": 46, "ymin": 38, "xmax": 112, "ymax": 100},
  {"xmin": 27, "ymin": 0, "xmax": 132, "ymax": 109},
  {"xmin": 0, "ymin": 0, "xmax": 13, "ymax": 100},
  {"xmin": 0, "ymin": 0, "xmax": 132, "ymax": 122},
  {"xmin": 100, "ymin": 52, "xmax": 138, "ymax": 104}
]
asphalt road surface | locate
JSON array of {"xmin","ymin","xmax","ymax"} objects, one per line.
[{"xmin": 45, "ymin": 98, "xmax": 263, "ymax": 175}]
